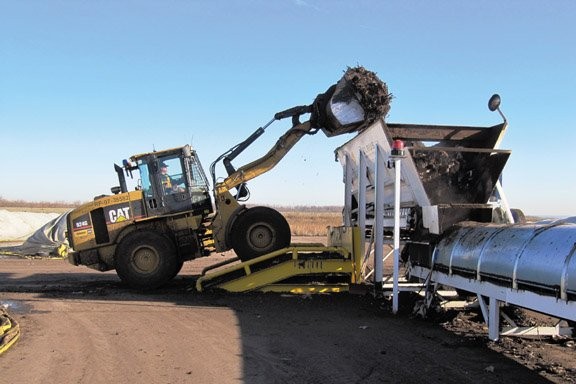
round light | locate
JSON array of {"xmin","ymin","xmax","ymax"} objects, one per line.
[{"xmin": 392, "ymin": 140, "xmax": 405, "ymax": 150}]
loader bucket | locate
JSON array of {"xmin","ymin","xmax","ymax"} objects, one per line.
[{"xmin": 313, "ymin": 66, "xmax": 392, "ymax": 137}]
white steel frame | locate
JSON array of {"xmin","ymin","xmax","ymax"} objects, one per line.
[
  {"xmin": 410, "ymin": 265, "xmax": 576, "ymax": 341},
  {"xmin": 344, "ymin": 144, "xmax": 423, "ymax": 314}
]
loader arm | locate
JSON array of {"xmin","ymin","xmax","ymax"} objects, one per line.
[
  {"xmin": 210, "ymin": 66, "xmax": 391, "ymax": 258},
  {"xmin": 214, "ymin": 121, "xmax": 314, "ymax": 197},
  {"xmin": 212, "ymin": 66, "xmax": 391, "ymax": 202}
]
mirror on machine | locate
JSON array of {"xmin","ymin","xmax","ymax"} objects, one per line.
[
  {"xmin": 488, "ymin": 93, "xmax": 507, "ymax": 124},
  {"xmin": 488, "ymin": 94, "xmax": 501, "ymax": 112}
]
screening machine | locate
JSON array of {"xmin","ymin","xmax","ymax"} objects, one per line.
[{"xmin": 335, "ymin": 94, "xmax": 576, "ymax": 340}]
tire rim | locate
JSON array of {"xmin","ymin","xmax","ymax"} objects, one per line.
[
  {"xmin": 248, "ymin": 223, "xmax": 275, "ymax": 251},
  {"xmin": 131, "ymin": 245, "xmax": 160, "ymax": 274}
]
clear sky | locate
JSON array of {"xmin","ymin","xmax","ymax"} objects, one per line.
[{"xmin": 1, "ymin": 1, "xmax": 575, "ymax": 217}]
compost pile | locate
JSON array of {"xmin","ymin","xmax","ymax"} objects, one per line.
[
  {"xmin": 411, "ymin": 148, "xmax": 502, "ymax": 205},
  {"xmin": 343, "ymin": 66, "xmax": 392, "ymax": 123}
]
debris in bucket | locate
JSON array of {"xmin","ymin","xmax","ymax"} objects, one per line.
[{"xmin": 343, "ymin": 66, "xmax": 392, "ymax": 123}]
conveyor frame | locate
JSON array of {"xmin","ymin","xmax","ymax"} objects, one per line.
[{"xmin": 410, "ymin": 264, "xmax": 576, "ymax": 340}]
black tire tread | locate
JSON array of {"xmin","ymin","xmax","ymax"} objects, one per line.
[
  {"xmin": 115, "ymin": 230, "xmax": 179, "ymax": 289},
  {"xmin": 230, "ymin": 207, "xmax": 291, "ymax": 261}
]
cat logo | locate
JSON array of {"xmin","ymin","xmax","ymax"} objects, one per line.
[{"xmin": 109, "ymin": 206, "xmax": 130, "ymax": 223}]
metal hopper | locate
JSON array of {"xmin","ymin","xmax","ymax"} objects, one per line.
[{"xmin": 335, "ymin": 99, "xmax": 511, "ymax": 237}]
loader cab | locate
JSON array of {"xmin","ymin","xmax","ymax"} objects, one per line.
[{"xmin": 131, "ymin": 145, "xmax": 213, "ymax": 217}]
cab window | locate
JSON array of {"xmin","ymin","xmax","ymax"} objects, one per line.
[
  {"xmin": 188, "ymin": 157, "xmax": 209, "ymax": 191},
  {"xmin": 158, "ymin": 156, "xmax": 186, "ymax": 195},
  {"xmin": 138, "ymin": 162, "xmax": 153, "ymax": 197}
]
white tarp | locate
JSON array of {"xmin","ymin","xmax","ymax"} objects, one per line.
[{"xmin": 0, "ymin": 210, "xmax": 69, "ymax": 257}]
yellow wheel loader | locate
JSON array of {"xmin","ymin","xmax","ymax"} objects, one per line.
[{"xmin": 66, "ymin": 67, "xmax": 391, "ymax": 289}]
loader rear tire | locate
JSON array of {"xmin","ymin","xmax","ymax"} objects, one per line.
[
  {"xmin": 115, "ymin": 230, "xmax": 180, "ymax": 290},
  {"xmin": 231, "ymin": 207, "xmax": 291, "ymax": 262}
]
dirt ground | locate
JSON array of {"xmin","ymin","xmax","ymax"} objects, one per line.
[{"xmin": 1, "ymin": 240, "xmax": 575, "ymax": 384}]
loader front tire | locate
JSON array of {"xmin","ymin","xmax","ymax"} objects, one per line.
[
  {"xmin": 115, "ymin": 230, "xmax": 180, "ymax": 290},
  {"xmin": 231, "ymin": 207, "xmax": 291, "ymax": 262}
]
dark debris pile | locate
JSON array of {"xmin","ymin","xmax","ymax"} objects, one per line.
[{"xmin": 343, "ymin": 66, "xmax": 392, "ymax": 123}]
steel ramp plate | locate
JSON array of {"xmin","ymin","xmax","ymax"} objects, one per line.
[{"xmin": 196, "ymin": 246, "xmax": 355, "ymax": 293}]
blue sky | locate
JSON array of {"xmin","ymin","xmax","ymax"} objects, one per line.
[{"xmin": 1, "ymin": 0, "xmax": 575, "ymax": 216}]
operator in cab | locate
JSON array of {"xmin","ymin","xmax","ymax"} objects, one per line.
[{"xmin": 160, "ymin": 162, "xmax": 185, "ymax": 194}]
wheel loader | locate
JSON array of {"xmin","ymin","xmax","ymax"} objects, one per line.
[{"xmin": 66, "ymin": 67, "xmax": 391, "ymax": 289}]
